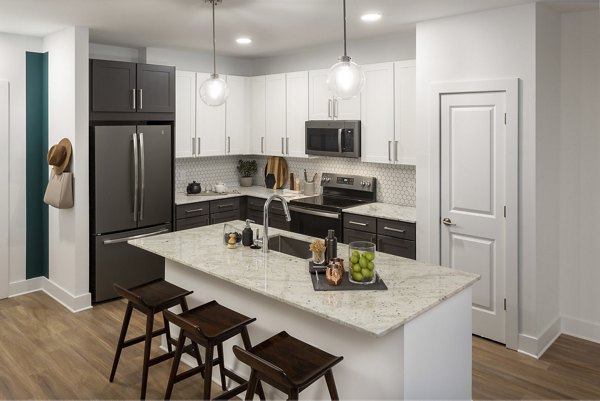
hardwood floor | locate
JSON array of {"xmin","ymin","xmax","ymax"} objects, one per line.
[{"xmin": 0, "ymin": 291, "xmax": 599, "ymax": 400}]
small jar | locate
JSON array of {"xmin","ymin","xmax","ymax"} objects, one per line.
[
  {"xmin": 348, "ymin": 241, "xmax": 376, "ymax": 284},
  {"xmin": 312, "ymin": 250, "xmax": 325, "ymax": 265}
]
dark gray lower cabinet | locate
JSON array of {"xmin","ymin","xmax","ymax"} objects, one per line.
[
  {"xmin": 343, "ymin": 228, "xmax": 377, "ymax": 244},
  {"xmin": 377, "ymin": 235, "xmax": 416, "ymax": 260},
  {"xmin": 245, "ymin": 196, "xmax": 290, "ymax": 230},
  {"xmin": 210, "ymin": 209, "xmax": 240, "ymax": 224},
  {"xmin": 177, "ymin": 215, "xmax": 210, "ymax": 231}
]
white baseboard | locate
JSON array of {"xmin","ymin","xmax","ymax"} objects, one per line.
[
  {"xmin": 517, "ymin": 316, "xmax": 561, "ymax": 358},
  {"xmin": 8, "ymin": 277, "xmax": 92, "ymax": 313},
  {"xmin": 562, "ymin": 316, "xmax": 600, "ymax": 344}
]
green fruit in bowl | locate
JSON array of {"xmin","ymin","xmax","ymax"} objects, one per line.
[
  {"xmin": 351, "ymin": 272, "xmax": 363, "ymax": 282},
  {"xmin": 352, "ymin": 264, "xmax": 361, "ymax": 273},
  {"xmin": 363, "ymin": 269, "xmax": 374, "ymax": 280},
  {"xmin": 359, "ymin": 258, "xmax": 368, "ymax": 269},
  {"xmin": 364, "ymin": 251, "xmax": 375, "ymax": 261},
  {"xmin": 367, "ymin": 261, "xmax": 375, "ymax": 270},
  {"xmin": 350, "ymin": 255, "xmax": 359, "ymax": 264},
  {"xmin": 352, "ymin": 250, "xmax": 360, "ymax": 258}
]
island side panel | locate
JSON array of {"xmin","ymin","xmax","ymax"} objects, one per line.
[
  {"xmin": 403, "ymin": 287, "xmax": 472, "ymax": 400},
  {"xmin": 165, "ymin": 259, "xmax": 406, "ymax": 400}
]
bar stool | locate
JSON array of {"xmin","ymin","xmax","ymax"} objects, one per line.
[
  {"xmin": 164, "ymin": 300, "xmax": 265, "ymax": 400},
  {"xmin": 109, "ymin": 279, "xmax": 201, "ymax": 400},
  {"xmin": 233, "ymin": 331, "xmax": 343, "ymax": 401}
]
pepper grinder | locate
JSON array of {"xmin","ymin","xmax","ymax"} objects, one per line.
[{"xmin": 325, "ymin": 229, "xmax": 337, "ymax": 262}]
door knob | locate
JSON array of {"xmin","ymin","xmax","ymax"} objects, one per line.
[{"xmin": 442, "ymin": 218, "xmax": 456, "ymax": 226}]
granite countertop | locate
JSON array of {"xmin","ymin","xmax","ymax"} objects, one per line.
[
  {"xmin": 175, "ymin": 186, "xmax": 314, "ymax": 205},
  {"xmin": 129, "ymin": 222, "xmax": 478, "ymax": 337},
  {"xmin": 345, "ymin": 203, "xmax": 417, "ymax": 223}
]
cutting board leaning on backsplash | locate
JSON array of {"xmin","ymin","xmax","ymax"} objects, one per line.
[{"xmin": 264, "ymin": 156, "xmax": 288, "ymax": 189}]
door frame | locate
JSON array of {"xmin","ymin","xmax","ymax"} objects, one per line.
[{"xmin": 428, "ymin": 78, "xmax": 519, "ymax": 350}]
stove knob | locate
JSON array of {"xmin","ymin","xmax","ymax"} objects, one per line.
[
  {"xmin": 326, "ymin": 178, "xmax": 331, "ymax": 183},
  {"xmin": 360, "ymin": 181, "xmax": 365, "ymax": 187},
  {"xmin": 321, "ymin": 177, "xmax": 326, "ymax": 182},
  {"xmin": 366, "ymin": 182, "xmax": 372, "ymax": 187}
]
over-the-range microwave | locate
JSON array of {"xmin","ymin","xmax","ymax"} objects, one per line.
[{"xmin": 305, "ymin": 120, "xmax": 360, "ymax": 158}]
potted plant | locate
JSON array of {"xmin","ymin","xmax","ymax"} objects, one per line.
[{"xmin": 237, "ymin": 159, "xmax": 257, "ymax": 187}]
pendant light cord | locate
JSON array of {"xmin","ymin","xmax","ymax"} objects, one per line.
[
  {"xmin": 343, "ymin": 0, "xmax": 347, "ymax": 57},
  {"xmin": 212, "ymin": 0, "xmax": 216, "ymax": 75}
]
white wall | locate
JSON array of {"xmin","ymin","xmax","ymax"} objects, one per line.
[
  {"xmin": 559, "ymin": 10, "xmax": 600, "ymax": 343},
  {"xmin": 249, "ymin": 30, "xmax": 416, "ymax": 75},
  {"xmin": 89, "ymin": 42, "xmax": 141, "ymax": 63},
  {"xmin": 416, "ymin": 3, "xmax": 538, "ymax": 343},
  {"xmin": 534, "ymin": 4, "xmax": 562, "ymax": 349},
  {"xmin": 43, "ymin": 26, "xmax": 91, "ymax": 311},
  {"xmin": 0, "ymin": 33, "xmax": 43, "ymax": 294},
  {"xmin": 0, "ymin": 81, "xmax": 9, "ymax": 299}
]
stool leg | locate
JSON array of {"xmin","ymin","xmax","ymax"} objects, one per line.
[
  {"xmin": 162, "ymin": 310, "xmax": 173, "ymax": 353},
  {"xmin": 179, "ymin": 298, "xmax": 204, "ymax": 374},
  {"xmin": 164, "ymin": 330, "xmax": 186, "ymax": 400},
  {"xmin": 140, "ymin": 311, "xmax": 154, "ymax": 400},
  {"xmin": 324, "ymin": 370, "xmax": 339, "ymax": 401},
  {"xmin": 109, "ymin": 302, "xmax": 133, "ymax": 382},
  {"xmin": 217, "ymin": 343, "xmax": 227, "ymax": 390},
  {"xmin": 245, "ymin": 370, "xmax": 258, "ymax": 401},
  {"xmin": 288, "ymin": 388, "xmax": 299, "ymax": 401},
  {"xmin": 202, "ymin": 343, "xmax": 215, "ymax": 400},
  {"xmin": 241, "ymin": 328, "xmax": 266, "ymax": 401}
]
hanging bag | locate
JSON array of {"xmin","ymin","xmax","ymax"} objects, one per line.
[{"xmin": 44, "ymin": 170, "xmax": 74, "ymax": 209}]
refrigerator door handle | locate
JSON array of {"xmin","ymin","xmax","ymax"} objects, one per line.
[
  {"xmin": 132, "ymin": 133, "xmax": 139, "ymax": 222},
  {"xmin": 139, "ymin": 132, "xmax": 145, "ymax": 221},
  {"xmin": 102, "ymin": 228, "xmax": 169, "ymax": 245}
]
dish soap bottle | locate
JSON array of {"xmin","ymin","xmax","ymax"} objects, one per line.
[
  {"xmin": 325, "ymin": 229, "xmax": 337, "ymax": 262},
  {"xmin": 242, "ymin": 219, "xmax": 254, "ymax": 247}
]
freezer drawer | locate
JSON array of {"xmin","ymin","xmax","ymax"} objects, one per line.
[{"xmin": 91, "ymin": 224, "xmax": 170, "ymax": 302}]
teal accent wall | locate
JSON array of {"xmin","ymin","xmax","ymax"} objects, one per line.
[{"xmin": 26, "ymin": 52, "xmax": 49, "ymax": 279}]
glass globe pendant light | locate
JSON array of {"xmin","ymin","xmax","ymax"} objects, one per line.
[
  {"xmin": 199, "ymin": 0, "xmax": 229, "ymax": 106},
  {"xmin": 327, "ymin": 0, "xmax": 365, "ymax": 100}
]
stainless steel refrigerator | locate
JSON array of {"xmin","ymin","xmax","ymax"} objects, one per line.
[{"xmin": 91, "ymin": 125, "xmax": 173, "ymax": 302}]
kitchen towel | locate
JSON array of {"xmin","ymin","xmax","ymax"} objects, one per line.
[{"xmin": 43, "ymin": 170, "xmax": 74, "ymax": 209}]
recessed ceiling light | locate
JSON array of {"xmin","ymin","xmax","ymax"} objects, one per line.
[
  {"xmin": 361, "ymin": 13, "xmax": 382, "ymax": 22},
  {"xmin": 236, "ymin": 37, "xmax": 252, "ymax": 45}
]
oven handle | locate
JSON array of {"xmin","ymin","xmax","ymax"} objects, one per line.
[{"xmin": 288, "ymin": 206, "xmax": 340, "ymax": 219}]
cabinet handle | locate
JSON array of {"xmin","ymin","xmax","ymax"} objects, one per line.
[
  {"xmin": 218, "ymin": 203, "xmax": 234, "ymax": 208},
  {"xmin": 286, "ymin": 137, "xmax": 289, "ymax": 155},
  {"xmin": 131, "ymin": 89, "xmax": 136, "ymax": 110},
  {"xmin": 349, "ymin": 221, "xmax": 368, "ymax": 227},
  {"xmin": 227, "ymin": 136, "xmax": 231, "ymax": 154},
  {"xmin": 138, "ymin": 89, "xmax": 143, "ymax": 110},
  {"xmin": 261, "ymin": 137, "xmax": 264, "ymax": 153},
  {"xmin": 384, "ymin": 226, "xmax": 405, "ymax": 234},
  {"xmin": 198, "ymin": 138, "xmax": 201, "ymax": 155},
  {"xmin": 395, "ymin": 140, "xmax": 399, "ymax": 162},
  {"xmin": 185, "ymin": 208, "xmax": 204, "ymax": 214},
  {"xmin": 388, "ymin": 141, "xmax": 392, "ymax": 161},
  {"xmin": 328, "ymin": 99, "xmax": 332, "ymax": 118},
  {"xmin": 192, "ymin": 138, "xmax": 196, "ymax": 156},
  {"xmin": 281, "ymin": 137, "xmax": 285, "ymax": 154},
  {"xmin": 333, "ymin": 99, "xmax": 338, "ymax": 118}
]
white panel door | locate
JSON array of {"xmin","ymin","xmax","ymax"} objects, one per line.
[
  {"xmin": 195, "ymin": 72, "xmax": 226, "ymax": 156},
  {"xmin": 286, "ymin": 71, "xmax": 308, "ymax": 158},
  {"xmin": 360, "ymin": 62, "xmax": 395, "ymax": 164},
  {"xmin": 441, "ymin": 91, "xmax": 507, "ymax": 344},
  {"xmin": 250, "ymin": 76, "xmax": 266, "ymax": 155},
  {"xmin": 394, "ymin": 60, "xmax": 416, "ymax": 165},
  {"xmin": 0, "ymin": 81, "xmax": 8, "ymax": 299},
  {"xmin": 265, "ymin": 73, "xmax": 286, "ymax": 156},
  {"xmin": 225, "ymin": 75, "xmax": 249, "ymax": 155},
  {"xmin": 308, "ymin": 69, "xmax": 331, "ymax": 120},
  {"xmin": 175, "ymin": 71, "xmax": 196, "ymax": 158},
  {"xmin": 334, "ymin": 96, "xmax": 361, "ymax": 120}
]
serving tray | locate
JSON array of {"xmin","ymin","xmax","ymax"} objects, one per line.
[{"xmin": 310, "ymin": 271, "xmax": 388, "ymax": 291}]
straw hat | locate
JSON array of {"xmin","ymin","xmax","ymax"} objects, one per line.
[{"xmin": 47, "ymin": 138, "xmax": 72, "ymax": 174}]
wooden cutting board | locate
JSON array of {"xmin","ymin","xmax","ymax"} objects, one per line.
[{"xmin": 264, "ymin": 156, "xmax": 288, "ymax": 189}]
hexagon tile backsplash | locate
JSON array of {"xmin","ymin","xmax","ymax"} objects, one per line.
[{"xmin": 176, "ymin": 155, "xmax": 416, "ymax": 207}]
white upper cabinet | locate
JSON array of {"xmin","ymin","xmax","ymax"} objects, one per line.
[
  {"xmin": 175, "ymin": 70, "xmax": 196, "ymax": 158},
  {"xmin": 394, "ymin": 60, "xmax": 416, "ymax": 165},
  {"xmin": 286, "ymin": 71, "xmax": 309, "ymax": 158},
  {"xmin": 225, "ymin": 75, "xmax": 250, "ymax": 155},
  {"xmin": 195, "ymin": 72, "xmax": 226, "ymax": 156},
  {"xmin": 308, "ymin": 69, "xmax": 360, "ymax": 121},
  {"xmin": 360, "ymin": 62, "xmax": 395, "ymax": 164},
  {"xmin": 250, "ymin": 76, "xmax": 266, "ymax": 155},
  {"xmin": 265, "ymin": 73, "xmax": 287, "ymax": 156}
]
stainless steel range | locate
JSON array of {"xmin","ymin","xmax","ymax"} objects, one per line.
[{"xmin": 289, "ymin": 173, "xmax": 376, "ymax": 242}]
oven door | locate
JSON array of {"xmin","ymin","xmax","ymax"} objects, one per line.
[{"xmin": 289, "ymin": 206, "xmax": 343, "ymax": 241}]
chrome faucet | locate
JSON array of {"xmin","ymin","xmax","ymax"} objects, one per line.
[{"xmin": 262, "ymin": 194, "xmax": 291, "ymax": 253}]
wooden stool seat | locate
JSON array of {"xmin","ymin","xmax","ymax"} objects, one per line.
[
  {"xmin": 109, "ymin": 279, "xmax": 200, "ymax": 400},
  {"xmin": 233, "ymin": 331, "xmax": 343, "ymax": 400},
  {"xmin": 164, "ymin": 301, "xmax": 265, "ymax": 401}
]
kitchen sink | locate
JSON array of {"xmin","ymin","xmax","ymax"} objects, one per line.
[{"xmin": 268, "ymin": 235, "xmax": 312, "ymax": 259}]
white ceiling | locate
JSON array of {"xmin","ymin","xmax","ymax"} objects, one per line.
[{"xmin": 0, "ymin": 0, "xmax": 597, "ymax": 57}]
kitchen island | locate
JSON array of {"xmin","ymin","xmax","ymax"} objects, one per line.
[{"xmin": 130, "ymin": 222, "xmax": 479, "ymax": 400}]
